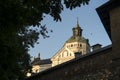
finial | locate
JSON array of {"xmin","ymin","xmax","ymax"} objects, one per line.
[
  {"xmin": 38, "ymin": 53, "xmax": 40, "ymax": 58},
  {"xmin": 77, "ymin": 17, "xmax": 79, "ymax": 25},
  {"xmin": 76, "ymin": 17, "xmax": 79, "ymax": 28}
]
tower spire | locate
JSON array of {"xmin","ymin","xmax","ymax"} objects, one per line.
[
  {"xmin": 72, "ymin": 18, "xmax": 83, "ymax": 36},
  {"xmin": 77, "ymin": 17, "xmax": 79, "ymax": 25},
  {"xmin": 38, "ymin": 53, "xmax": 41, "ymax": 59},
  {"xmin": 76, "ymin": 17, "xmax": 79, "ymax": 28}
]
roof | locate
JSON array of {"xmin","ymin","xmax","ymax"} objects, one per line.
[
  {"xmin": 92, "ymin": 44, "xmax": 102, "ymax": 47},
  {"xmin": 96, "ymin": 0, "xmax": 120, "ymax": 40},
  {"xmin": 31, "ymin": 58, "xmax": 41, "ymax": 65},
  {"xmin": 66, "ymin": 36, "xmax": 87, "ymax": 43},
  {"xmin": 66, "ymin": 20, "xmax": 89, "ymax": 44},
  {"xmin": 31, "ymin": 58, "xmax": 52, "ymax": 66},
  {"xmin": 40, "ymin": 59, "xmax": 52, "ymax": 65}
]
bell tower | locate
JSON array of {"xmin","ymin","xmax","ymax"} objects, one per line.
[
  {"xmin": 72, "ymin": 19, "xmax": 82, "ymax": 37},
  {"xmin": 51, "ymin": 19, "xmax": 90, "ymax": 67}
]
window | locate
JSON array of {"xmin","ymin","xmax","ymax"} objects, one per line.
[
  {"xmin": 63, "ymin": 50, "xmax": 68, "ymax": 57},
  {"xmin": 71, "ymin": 44, "xmax": 73, "ymax": 47},
  {"xmin": 80, "ymin": 44, "xmax": 82, "ymax": 47},
  {"xmin": 70, "ymin": 53, "xmax": 72, "ymax": 56}
]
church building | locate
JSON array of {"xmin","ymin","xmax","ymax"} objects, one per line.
[
  {"xmin": 51, "ymin": 21, "xmax": 91, "ymax": 66},
  {"xmin": 28, "ymin": 20, "xmax": 91, "ymax": 77}
]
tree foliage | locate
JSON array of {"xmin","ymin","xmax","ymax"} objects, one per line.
[{"xmin": 0, "ymin": 0, "xmax": 89, "ymax": 79}]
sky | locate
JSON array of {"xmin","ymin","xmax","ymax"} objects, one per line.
[{"xmin": 29, "ymin": 0, "xmax": 111, "ymax": 59}]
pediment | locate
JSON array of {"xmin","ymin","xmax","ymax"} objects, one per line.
[{"xmin": 51, "ymin": 46, "xmax": 73, "ymax": 60}]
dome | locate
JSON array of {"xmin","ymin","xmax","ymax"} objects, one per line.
[{"xmin": 66, "ymin": 36, "xmax": 87, "ymax": 43}]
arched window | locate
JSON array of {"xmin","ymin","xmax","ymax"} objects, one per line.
[{"xmin": 62, "ymin": 50, "xmax": 68, "ymax": 57}]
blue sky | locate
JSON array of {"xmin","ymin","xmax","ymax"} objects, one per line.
[{"xmin": 29, "ymin": 0, "xmax": 111, "ymax": 59}]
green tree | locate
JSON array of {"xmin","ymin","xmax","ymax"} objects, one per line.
[{"xmin": 0, "ymin": 0, "xmax": 89, "ymax": 79}]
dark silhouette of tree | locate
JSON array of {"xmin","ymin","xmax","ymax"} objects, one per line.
[{"xmin": 0, "ymin": 0, "xmax": 89, "ymax": 79}]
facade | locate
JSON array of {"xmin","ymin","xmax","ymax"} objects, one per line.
[
  {"xmin": 27, "ymin": 54, "xmax": 52, "ymax": 77},
  {"xmin": 51, "ymin": 21, "xmax": 90, "ymax": 66}
]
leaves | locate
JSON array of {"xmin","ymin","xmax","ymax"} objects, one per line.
[
  {"xmin": 0, "ymin": 0, "xmax": 90, "ymax": 79},
  {"xmin": 64, "ymin": 0, "xmax": 90, "ymax": 10}
]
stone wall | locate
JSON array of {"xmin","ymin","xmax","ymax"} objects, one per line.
[
  {"xmin": 110, "ymin": 6, "xmax": 120, "ymax": 58},
  {"xmin": 109, "ymin": 5, "xmax": 120, "ymax": 80},
  {"xmin": 26, "ymin": 45, "xmax": 115, "ymax": 80}
]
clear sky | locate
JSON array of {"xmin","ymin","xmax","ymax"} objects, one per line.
[{"xmin": 29, "ymin": 0, "xmax": 111, "ymax": 59}]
